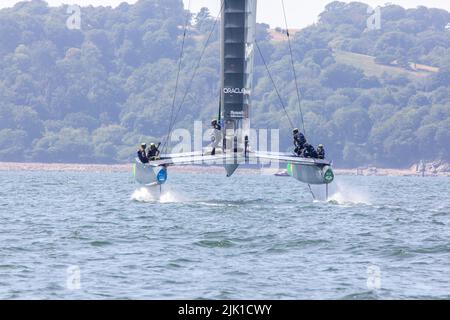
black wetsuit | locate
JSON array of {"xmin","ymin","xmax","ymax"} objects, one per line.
[
  {"xmin": 302, "ymin": 144, "xmax": 318, "ymax": 158},
  {"xmin": 147, "ymin": 148, "xmax": 160, "ymax": 160},
  {"xmin": 293, "ymin": 132, "xmax": 306, "ymax": 155},
  {"xmin": 317, "ymin": 148, "xmax": 325, "ymax": 160},
  {"xmin": 137, "ymin": 149, "xmax": 149, "ymax": 163}
]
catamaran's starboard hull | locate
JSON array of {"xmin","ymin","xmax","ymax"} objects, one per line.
[
  {"xmin": 287, "ymin": 163, "xmax": 334, "ymax": 185},
  {"xmin": 133, "ymin": 160, "xmax": 167, "ymax": 186}
]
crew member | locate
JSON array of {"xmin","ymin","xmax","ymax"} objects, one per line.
[
  {"xmin": 317, "ymin": 144, "xmax": 325, "ymax": 159},
  {"xmin": 301, "ymin": 143, "xmax": 318, "ymax": 159},
  {"xmin": 147, "ymin": 143, "xmax": 161, "ymax": 161},
  {"xmin": 293, "ymin": 128, "xmax": 306, "ymax": 156},
  {"xmin": 211, "ymin": 119, "xmax": 221, "ymax": 131},
  {"xmin": 137, "ymin": 143, "xmax": 149, "ymax": 163},
  {"xmin": 211, "ymin": 119, "xmax": 222, "ymax": 156}
]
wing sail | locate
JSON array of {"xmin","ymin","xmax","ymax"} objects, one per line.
[{"xmin": 220, "ymin": 0, "xmax": 257, "ymax": 176}]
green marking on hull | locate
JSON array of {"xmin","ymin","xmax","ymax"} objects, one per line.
[
  {"xmin": 324, "ymin": 167, "xmax": 334, "ymax": 183},
  {"xmin": 287, "ymin": 163, "xmax": 292, "ymax": 176},
  {"xmin": 133, "ymin": 164, "xmax": 136, "ymax": 178}
]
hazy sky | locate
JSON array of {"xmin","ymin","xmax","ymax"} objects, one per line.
[{"xmin": 1, "ymin": 0, "xmax": 450, "ymax": 29}]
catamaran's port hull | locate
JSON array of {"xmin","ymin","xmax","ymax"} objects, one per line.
[{"xmin": 133, "ymin": 161, "xmax": 167, "ymax": 186}]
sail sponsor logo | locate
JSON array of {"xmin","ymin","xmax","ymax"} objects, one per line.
[
  {"xmin": 223, "ymin": 88, "xmax": 251, "ymax": 95},
  {"xmin": 230, "ymin": 110, "xmax": 245, "ymax": 118}
]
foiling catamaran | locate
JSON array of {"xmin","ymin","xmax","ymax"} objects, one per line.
[{"xmin": 134, "ymin": 0, "xmax": 334, "ymax": 199}]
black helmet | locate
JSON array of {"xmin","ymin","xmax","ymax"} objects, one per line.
[{"xmin": 293, "ymin": 128, "xmax": 299, "ymax": 134}]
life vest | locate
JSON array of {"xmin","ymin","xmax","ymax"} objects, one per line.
[{"xmin": 137, "ymin": 150, "xmax": 149, "ymax": 163}]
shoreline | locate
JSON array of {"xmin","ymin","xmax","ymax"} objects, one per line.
[{"xmin": 0, "ymin": 162, "xmax": 448, "ymax": 177}]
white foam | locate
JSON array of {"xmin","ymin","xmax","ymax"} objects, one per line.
[
  {"xmin": 131, "ymin": 186, "xmax": 183, "ymax": 203},
  {"xmin": 328, "ymin": 180, "xmax": 372, "ymax": 205},
  {"xmin": 309, "ymin": 180, "xmax": 372, "ymax": 205}
]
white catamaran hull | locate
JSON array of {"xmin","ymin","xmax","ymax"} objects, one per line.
[
  {"xmin": 133, "ymin": 160, "xmax": 167, "ymax": 186},
  {"xmin": 287, "ymin": 163, "xmax": 334, "ymax": 185}
]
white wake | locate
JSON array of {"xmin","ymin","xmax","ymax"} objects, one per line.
[
  {"xmin": 131, "ymin": 186, "xmax": 183, "ymax": 203},
  {"xmin": 310, "ymin": 180, "xmax": 372, "ymax": 205},
  {"xmin": 328, "ymin": 180, "xmax": 372, "ymax": 205}
]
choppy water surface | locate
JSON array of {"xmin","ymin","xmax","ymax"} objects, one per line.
[{"xmin": 0, "ymin": 170, "xmax": 449, "ymax": 299}]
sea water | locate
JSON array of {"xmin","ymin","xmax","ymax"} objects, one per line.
[{"xmin": 0, "ymin": 170, "xmax": 449, "ymax": 299}]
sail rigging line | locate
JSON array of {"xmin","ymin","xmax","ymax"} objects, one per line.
[
  {"xmin": 281, "ymin": 0, "xmax": 316, "ymax": 198},
  {"xmin": 255, "ymin": 40, "xmax": 295, "ymax": 129},
  {"xmin": 163, "ymin": 0, "xmax": 192, "ymax": 154},
  {"xmin": 162, "ymin": 2, "xmax": 224, "ymax": 153},
  {"xmin": 281, "ymin": 0, "xmax": 306, "ymax": 136}
]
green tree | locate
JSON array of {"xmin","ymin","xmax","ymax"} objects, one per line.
[{"xmin": 321, "ymin": 63, "xmax": 365, "ymax": 89}]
